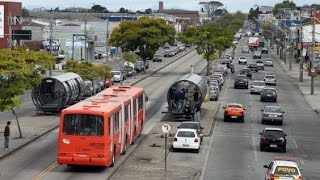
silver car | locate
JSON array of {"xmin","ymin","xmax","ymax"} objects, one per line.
[
  {"xmin": 256, "ymin": 60, "xmax": 265, "ymax": 70},
  {"xmin": 250, "ymin": 80, "xmax": 266, "ymax": 94},
  {"xmin": 264, "ymin": 74, "xmax": 276, "ymax": 85},
  {"xmin": 261, "ymin": 106, "xmax": 285, "ymax": 125},
  {"xmin": 264, "ymin": 58, "xmax": 273, "ymax": 67},
  {"xmin": 209, "ymin": 86, "xmax": 219, "ymax": 101}
]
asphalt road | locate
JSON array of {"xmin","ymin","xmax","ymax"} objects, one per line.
[
  {"xmin": 0, "ymin": 50, "xmax": 207, "ymax": 180},
  {"xmin": 201, "ymin": 37, "xmax": 320, "ymax": 179}
]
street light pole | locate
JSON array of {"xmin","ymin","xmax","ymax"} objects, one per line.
[
  {"xmin": 311, "ymin": 12, "xmax": 316, "ymax": 95},
  {"xmin": 49, "ymin": 9, "xmax": 53, "ymax": 76},
  {"xmin": 299, "ymin": 24, "xmax": 304, "ymax": 82}
]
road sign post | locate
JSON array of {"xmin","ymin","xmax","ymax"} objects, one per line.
[{"xmin": 162, "ymin": 123, "xmax": 171, "ymax": 179}]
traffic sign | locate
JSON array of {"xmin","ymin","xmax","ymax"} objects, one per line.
[{"xmin": 162, "ymin": 124, "xmax": 171, "ymax": 133}]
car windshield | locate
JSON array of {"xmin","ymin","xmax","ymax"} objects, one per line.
[
  {"xmin": 236, "ymin": 75, "xmax": 247, "ymax": 79},
  {"xmin": 252, "ymin": 81, "xmax": 265, "ymax": 86},
  {"xmin": 274, "ymin": 166, "xmax": 299, "ymax": 175},
  {"xmin": 112, "ymin": 71, "xmax": 121, "ymax": 75},
  {"xmin": 240, "ymin": 69, "xmax": 250, "ymax": 73},
  {"xmin": 177, "ymin": 131, "xmax": 195, "ymax": 137},
  {"xmin": 264, "ymin": 130, "xmax": 283, "ymax": 138},
  {"xmin": 154, "ymin": 54, "xmax": 162, "ymax": 58},
  {"xmin": 265, "ymin": 106, "xmax": 281, "ymax": 113},
  {"xmin": 239, "ymin": 57, "xmax": 246, "ymax": 59},
  {"xmin": 228, "ymin": 104, "xmax": 241, "ymax": 108},
  {"xmin": 124, "ymin": 67, "xmax": 133, "ymax": 71},
  {"xmin": 263, "ymin": 89, "xmax": 276, "ymax": 93},
  {"xmin": 179, "ymin": 123, "xmax": 199, "ymax": 129},
  {"xmin": 256, "ymin": 61, "xmax": 263, "ymax": 63},
  {"xmin": 265, "ymin": 75, "xmax": 275, "ymax": 79},
  {"xmin": 249, "ymin": 64, "xmax": 257, "ymax": 67}
]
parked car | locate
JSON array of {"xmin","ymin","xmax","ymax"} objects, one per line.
[
  {"xmin": 211, "ymin": 74, "xmax": 224, "ymax": 86},
  {"xmin": 234, "ymin": 74, "xmax": 249, "ymax": 89},
  {"xmin": 220, "ymin": 59, "xmax": 231, "ymax": 68},
  {"xmin": 94, "ymin": 51, "xmax": 103, "ymax": 59},
  {"xmin": 123, "ymin": 66, "xmax": 136, "ymax": 77},
  {"xmin": 164, "ymin": 50, "xmax": 174, "ymax": 57},
  {"xmin": 256, "ymin": 60, "xmax": 265, "ymax": 70},
  {"xmin": 177, "ymin": 122, "xmax": 204, "ymax": 141},
  {"xmin": 260, "ymin": 87, "xmax": 277, "ymax": 102},
  {"xmin": 223, "ymin": 103, "xmax": 246, "ymax": 122},
  {"xmin": 178, "ymin": 45, "xmax": 186, "ymax": 52},
  {"xmin": 239, "ymin": 68, "xmax": 252, "ymax": 79},
  {"xmin": 153, "ymin": 54, "xmax": 163, "ymax": 62},
  {"xmin": 92, "ymin": 78, "xmax": 105, "ymax": 93},
  {"xmin": 83, "ymin": 80, "xmax": 94, "ymax": 97},
  {"xmin": 259, "ymin": 127, "xmax": 287, "ymax": 152},
  {"xmin": 264, "ymin": 73, "xmax": 276, "ymax": 85},
  {"xmin": 216, "ymin": 64, "xmax": 228, "ymax": 75},
  {"xmin": 261, "ymin": 106, "xmax": 285, "ymax": 125},
  {"xmin": 209, "ymin": 86, "xmax": 219, "ymax": 101},
  {"xmin": 172, "ymin": 129, "xmax": 201, "ymax": 153},
  {"xmin": 134, "ymin": 61, "xmax": 144, "ymax": 72},
  {"xmin": 111, "ymin": 70, "xmax": 124, "ymax": 82},
  {"xmin": 104, "ymin": 78, "xmax": 113, "ymax": 88},
  {"xmin": 238, "ymin": 56, "xmax": 248, "ymax": 64},
  {"xmin": 247, "ymin": 63, "xmax": 259, "ymax": 72},
  {"xmin": 264, "ymin": 58, "xmax": 274, "ymax": 67},
  {"xmin": 253, "ymin": 51, "xmax": 262, "ymax": 59},
  {"xmin": 261, "ymin": 47, "xmax": 268, "ymax": 54},
  {"xmin": 250, "ymin": 80, "xmax": 266, "ymax": 94}
]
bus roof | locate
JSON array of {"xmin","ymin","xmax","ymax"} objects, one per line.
[{"xmin": 98, "ymin": 86, "xmax": 145, "ymax": 98}]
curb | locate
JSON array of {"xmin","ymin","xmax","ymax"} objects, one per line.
[
  {"xmin": 0, "ymin": 124, "xmax": 60, "ymax": 160},
  {"xmin": 209, "ymin": 102, "xmax": 220, "ymax": 136}
]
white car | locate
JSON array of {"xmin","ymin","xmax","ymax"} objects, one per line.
[
  {"xmin": 264, "ymin": 74, "xmax": 276, "ymax": 85},
  {"xmin": 264, "ymin": 157, "xmax": 302, "ymax": 180},
  {"xmin": 211, "ymin": 73, "xmax": 224, "ymax": 85},
  {"xmin": 172, "ymin": 129, "xmax": 201, "ymax": 153},
  {"xmin": 250, "ymin": 80, "xmax": 266, "ymax": 94},
  {"xmin": 238, "ymin": 56, "xmax": 248, "ymax": 64},
  {"xmin": 216, "ymin": 64, "xmax": 228, "ymax": 74},
  {"xmin": 111, "ymin": 70, "xmax": 124, "ymax": 82},
  {"xmin": 209, "ymin": 86, "xmax": 219, "ymax": 101}
]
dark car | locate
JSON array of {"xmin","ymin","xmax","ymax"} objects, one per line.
[
  {"xmin": 178, "ymin": 122, "xmax": 204, "ymax": 141},
  {"xmin": 259, "ymin": 41, "xmax": 265, "ymax": 47},
  {"xmin": 260, "ymin": 87, "xmax": 277, "ymax": 102},
  {"xmin": 239, "ymin": 68, "xmax": 252, "ymax": 79},
  {"xmin": 164, "ymin": 50, "xmax": 174, "ymax": 57},
  {"xmin": 247, "ymin": 63, "xmax": 259, "ymax": 72},
  {"xmin": 134, "ymin": 61, "xmax": 144, "ymax": 72},
  {"xmin": 234, "ymin": 74, "xmax": 249, "ymax": 89},
  {"xmin": 261, "ymin": 106, "xmax": 285, "ymax": 125},
  {"xmin": 123, "ymin": 66, "xmax": 135, "ymax": 77},
  {"xmin": 259, "ymin": 127, "xmax": 287, "ymax": 152},
  {"xmin": 220, "ymin": 59, "xmax": 231, "ymax": 68},
  {"xmin": 153, "ymin": 54, "xmax": 163, "ymax": 62}
]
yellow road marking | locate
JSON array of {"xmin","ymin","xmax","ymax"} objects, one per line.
[{"xmin": 33, "ymin": 161, "xmax": 59, "ymax": 180}]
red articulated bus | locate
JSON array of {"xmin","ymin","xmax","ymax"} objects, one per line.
[{"xmin": 57, "ymin": 86, "xmax": 147, "ymax": 167}]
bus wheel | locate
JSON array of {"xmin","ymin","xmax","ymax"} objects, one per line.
[
  {"xmin": 110, "ymin": 147, "xmax": 115, "ymax": 167},
  {"xmin": 122, "ymin": 136, "xmax": 127, "ymax": 155}
]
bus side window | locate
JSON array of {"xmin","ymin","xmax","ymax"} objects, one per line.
[
  {"xmin": 108, "ymin": 117, "xmax": 111, "ymax": 136},
  {"xmin": 133, "ymin": 99, "xmax": 137, "ymax": 116},
  {"xmin": 138, "ymin": 95, "xmax": 143, "ymax": 110},
  {"xmin": 114, "ymin": 111, "xmax": 119, "ymax": 132},
  {"xmin": 125, "ymin": 105, "xmax": 129, "ymax": 122}
]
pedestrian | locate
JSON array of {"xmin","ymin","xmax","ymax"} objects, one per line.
[
  {"xmin": 193, "ymin": 89, "xmax": 199, "ymax": 102},
  {"xmin": 4, "ymin": 121, "xmax": 10, "ymax": 150},
  {"xmin": 177, "ymin": 89, "xmax": 185, "ymax": 112},
  {"xmin": 194, "ymin": 102, "xmax": 201, "ymax": 122},
  {"xmin": 230, "ymin": 63, "xmax": 235, "ymax": 74}
]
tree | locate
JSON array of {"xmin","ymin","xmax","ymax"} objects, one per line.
[
  {"xmin": 91, "ymin": 5, "xmax": 107, "ymax": 13},
  {"xmin": 0, "ymin": 48, "xmax": 55, "ymax": 138},
  {"xmin": 145, "ymin": 8, "xmax": 152, "ymax": 14},
  {"xmin": 109, "ymin": 17, "xmax": 175, "ymax": 71},
  {"xmin": 248, "ymin": 7, "xmax": 260, "ymax": 20},
  {"xmin": 22, "ymin": 7, "xmax": 30, "ymax": 17},
  {"xmin": 199, "ymin": 1, "xmax": 223, "ymax": 20},
  {"xmin": 273, "ymin": 0, "xmax": 296, "ymax": 16},
  {"xmin": 178, "ymin": 25, "xmax": 233, "ymax": 75},
  {"xmin": 123, "ymin": 52, "xmax": 140, "ymax": 63},
  {"xmin": 64, "ymin": 60, "xmax": 112, "ymax": 81},
  {"xmin": 119, "ymin": 7, "xmax": 127, "ymax": 13},
  {"xmin": 54, "ymin": 7, "xmax": 60, "ymax": 12}
]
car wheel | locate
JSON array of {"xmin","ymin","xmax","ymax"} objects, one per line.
[
  {"xmin": 260, "ymin": 146, "xmax": 264, "ymax": 151},
  {"xmin": 275, "ymin": 99, "xmax": 277, "ymax": 103},
  {"xmin": 256, "ymin": 70, "xmax": 258, "ymax": 72},
  {"xmin": 280, "ymin": 121, "xmax": 283, "ymax": 126},
  {"xmin": 260, "ymin": 98, "xmax": 264, "ymax": 102},
  {"xmin": 282, "ymin": 146, "xmax": 286, "ymax": 153},
  {"xmin": 195, "ymin": 148, "xmax": 200, "ymax": 153},
  {"xmin": 234, "ymin": 85, "xmax": 237, "ymax": 89},
  {"xmin": 172, "ymin": 148, "xmax": 176, "ymax": 152},
  {"xmin": 262, "ymin": 67, "xmax": 264, "ymax": 70},
  {"xmin": 246, "ymin": 85, "xmax": 249, "ymax": 89},
  {"xmin": 240, "ymin": 117, "xmax": 244, "ymax": 123},
  {"xmin": 261, "ymin": 120, "xmax": 264, "ymax": 124},
  {"xmin": 224, "ymin": 115, "xmax": 228, "ymax": 122}
]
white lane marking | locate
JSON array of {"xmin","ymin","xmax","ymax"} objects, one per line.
[
  {"xmin": 200, "ymin": 116, "xmax": 217, "ymax": 180},
  {"xmin": 293, "ymin": 139, "xmax": 299, "ymax": 149},
  {"xmin": 252, "ymin": 136, "xmax": 258, "ymax": 162},
  {"xmin": 301, "ymin": 160, "xmax": 304, "ymax": 165}
]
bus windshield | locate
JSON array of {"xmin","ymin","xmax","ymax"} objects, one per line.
[{"xmin": 63, "ymin": 114, "xmax": 104, "ymax": 136}]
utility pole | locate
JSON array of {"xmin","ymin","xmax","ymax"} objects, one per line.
[
  {"xmin": 106, "ymin": 17, "xmax": 109, "ymax": 62},
  {"xmin": 84, "ymin": 11, "xmax": 88, "ymax": 62},
  {"xmin": 311, "ymin": 11, "xmax": 316, "ymax": 95},
  {"xmin": 299, "ymin": 24, "xmax": 304, "ymax": 82},
  {"xmin": 49, "ymin": 9, "xmax": 53, "ymax": 76},
  {"xmin": 289, "ymin": 28, "xmax": 292, "ymax": 71},
  {"xmin": 8, "ymin": 11, "xmax": 12, "ymax": 48}
]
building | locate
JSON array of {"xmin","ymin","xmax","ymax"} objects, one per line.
[{"xmin": 0, "ymin": 1, "xmax": 22, "ymax": 49}]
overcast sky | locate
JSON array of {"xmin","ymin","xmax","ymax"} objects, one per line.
[{"xmin": 4, "ymin": 0, "xmax": 320, "ymax": 13}]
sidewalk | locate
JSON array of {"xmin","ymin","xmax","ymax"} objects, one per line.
[
  {"xmin": 0, "ymin": 48, "xmax": 196, "ymax": 160},
  {"xmin": 271, "ymin": 48, "xmax": 320, "ymax": 113}
]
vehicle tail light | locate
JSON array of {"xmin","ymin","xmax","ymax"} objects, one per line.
[
  {"xmin": 196, "ymin": 130, "xmax": 200, "ymax": 134},
  {"xmin": 261, "ymin": 136, "xmax": 266, "ymax": 142},
  {"xmin": 263, "ymin": 113, "xmax": 268, "ymax": 116},
  {"xmin": 194, "ymin": 138, "xmax": 199, "ymax": 143},
  {"xmin": 95, "ymin": 154, "xmax": 105, "ymax": 158},
  {"xmin": 280, "ymin": 137, "xmax": 285, "ymax": 143},
  {"xmin": 174, "ymin": 138, "xmax": 177, "ymax": 141},
  {"xmin": 298, "ymin": 175, "xmax": 302, "ymax": 180},
  {"xmin": 59, "ymin": 152, "xmax": 67, "ymax": 156},
  {"xmin": 270, "ymin": 174, "xmax": 274, "ymax": 180},
  {"xmin": 278, "ymin": 114, "xmax": 283, "ymax": 117}
]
